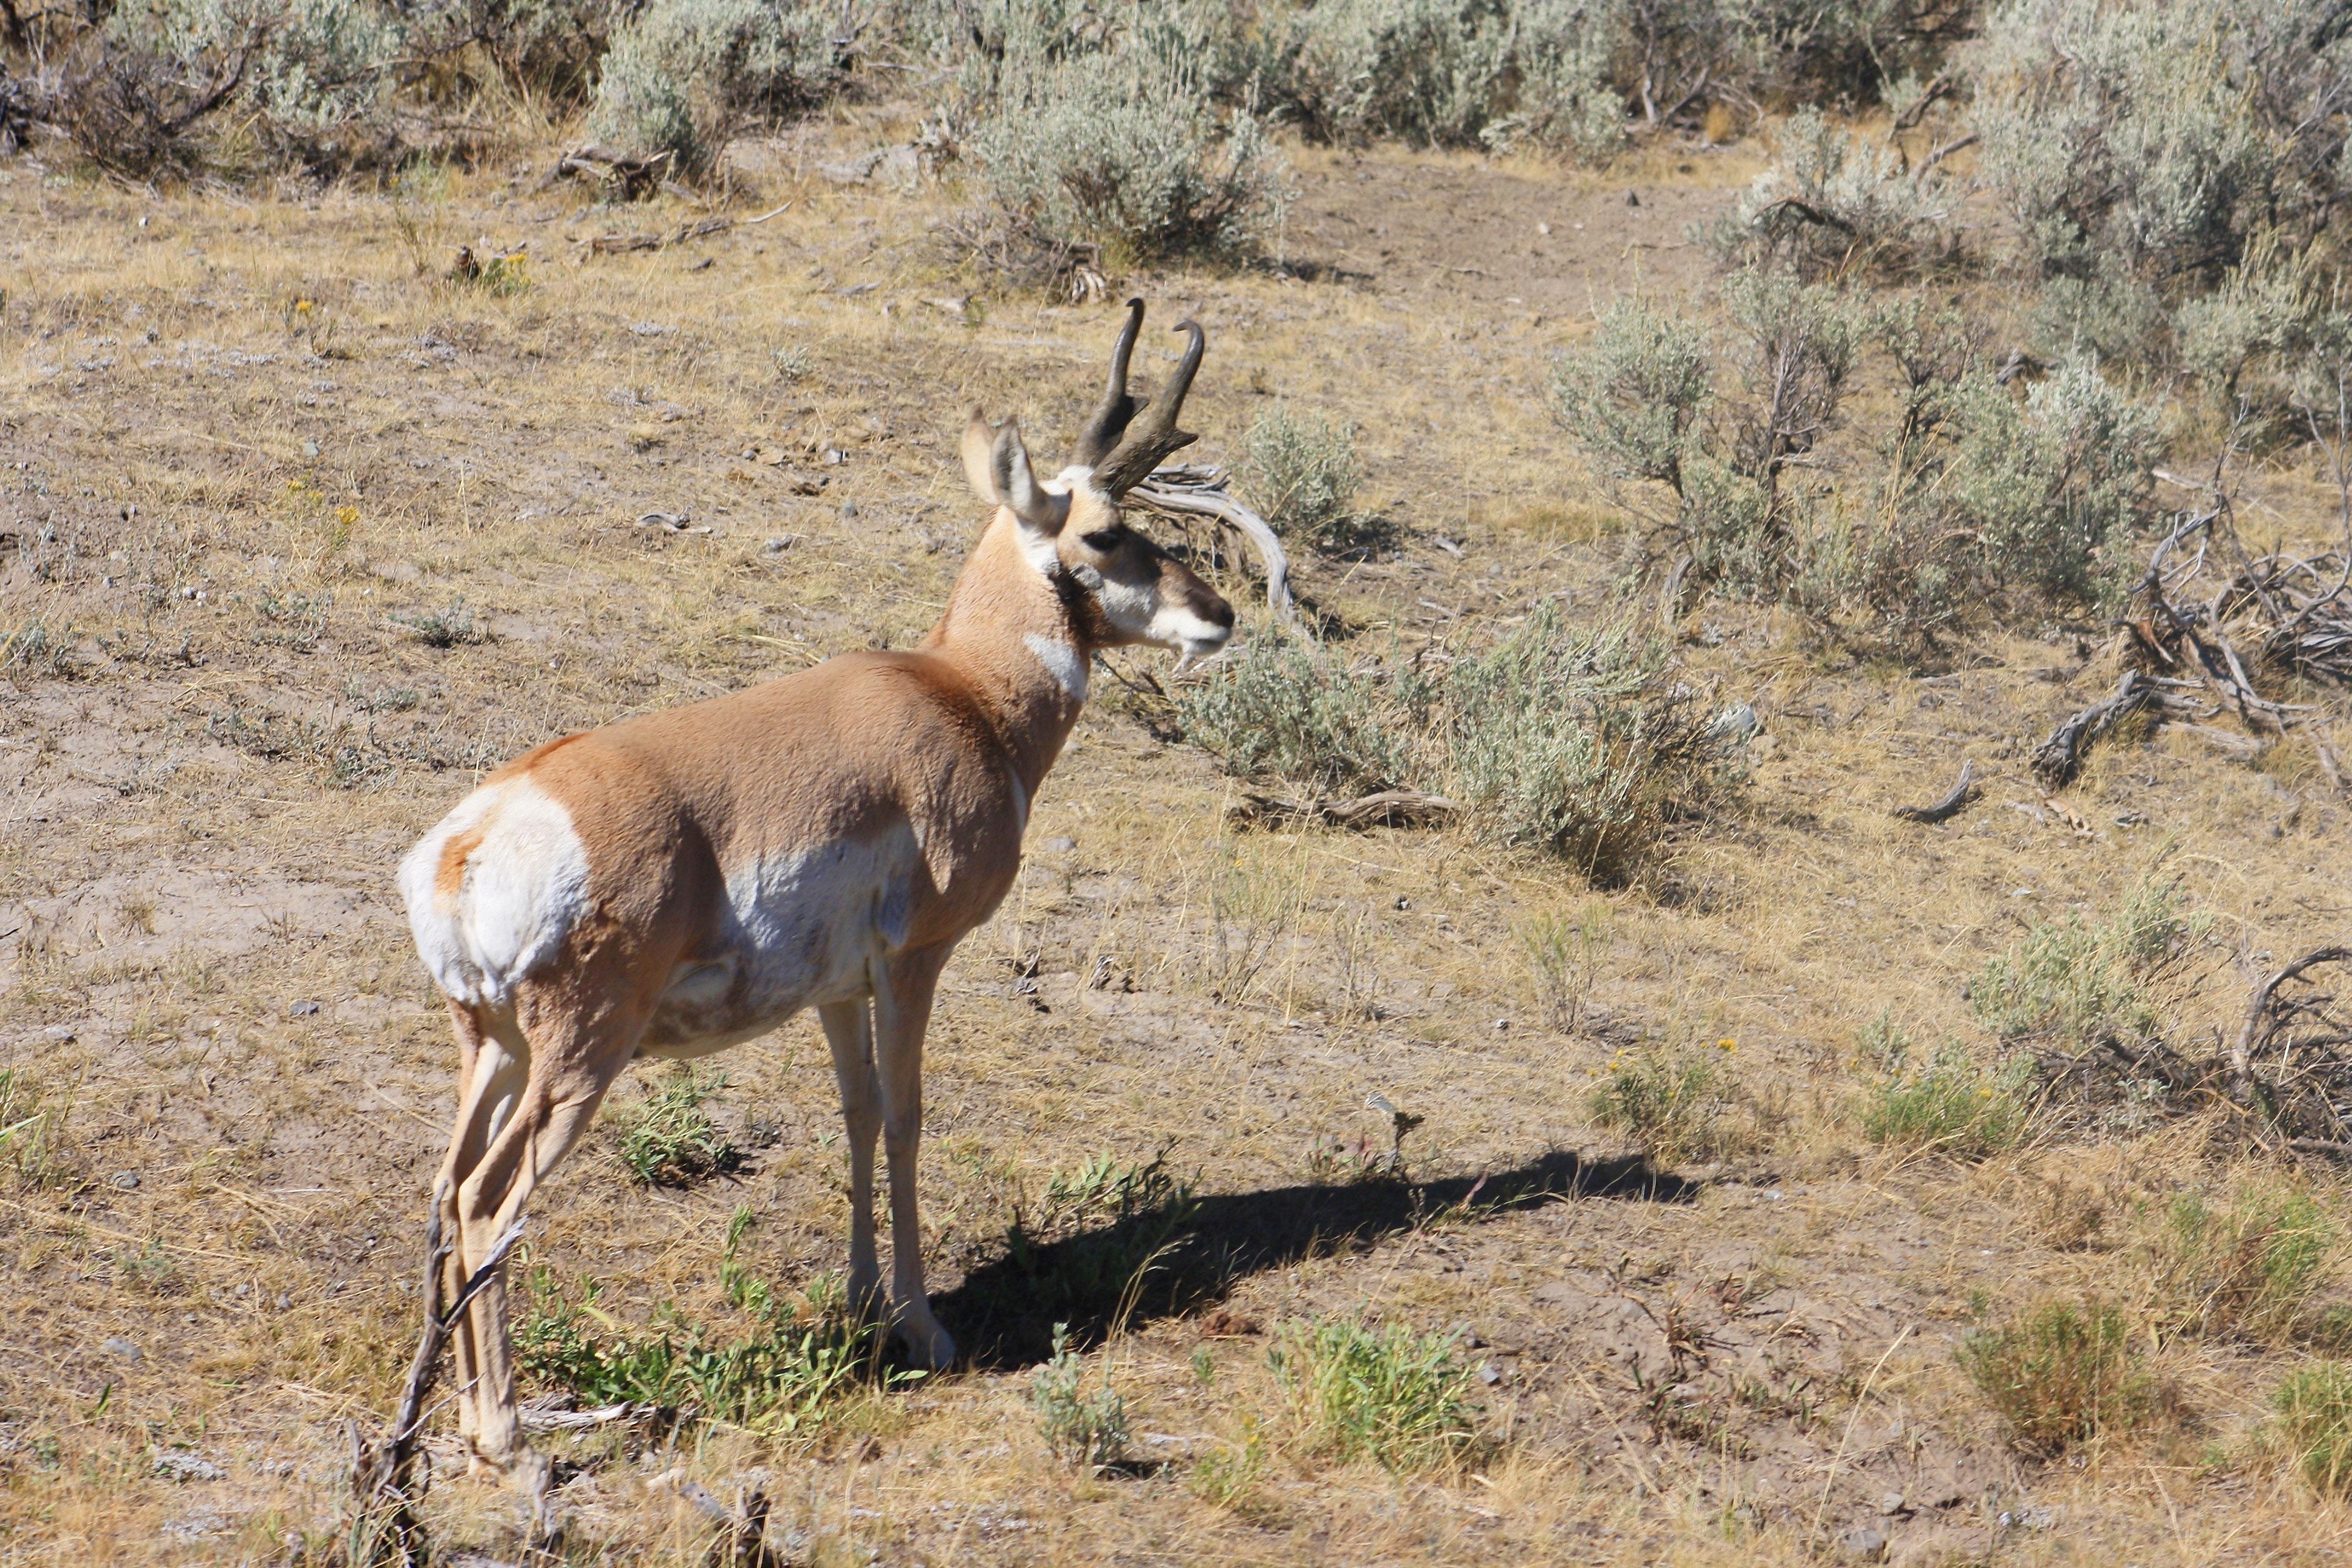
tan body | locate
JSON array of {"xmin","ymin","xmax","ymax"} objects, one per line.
[{"xmin": 399, "ymin": 302, "xmax": 1232, "ymax": 1471}]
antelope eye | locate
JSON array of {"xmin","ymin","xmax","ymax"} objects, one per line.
[{"xmin": 1080, "ymin": 528, "xmax": 1125, "ymax": 552}]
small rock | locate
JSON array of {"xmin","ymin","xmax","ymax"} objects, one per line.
[
  {"xmin": 289, "ymin": 1000, "xmax": 319, "ymax": 1016},
  {"xmin": 762, "ymin": 535, "xmax": 800, "ymax": 555},
  {"xmin": 111, "ymin": 1171, "xmax": 140, "ymax": 1190},
  {"xmin": 1841, "ymin": 1526, "xmax": 1888, "ymax": 1562},
  {"xmin": 1477, "ymin": 1362, "xmax": 1501, "ymax": 1386},
  {"xmin": 104, "ymin": 1336, "xmax": 143, "ymax": 1362},
  {"xmin": 1878, "ymin": 1491, "xmax": 1909, "ymax": 1515},
  {"xmin": 838, "ymin": 498, "xmax": 859, "ymax": 519},
  {"xmin": 42, "ymin": 1025, "xmax": 74, "ymax": 1042},
  {"xmin": 1491, "ymin": 1018, "xmax": 1510, "ymax": 1031},
  {"xmin": 153, "ymin": 1451, "xmax": 227, "ymax": 1483},
  {"xmin": 1627, "ymin": 189, "xmax": 1642, "ymax": 206},
  {"xmin": 275, "ymin": 1293, "xmax": 293, "ymax": 1311},
  {"xmin": 1708, "ymin": 701, "xmax": 1760, "ymax": 742},
  {"xmin": 1043, "ymin": 836, "xmax": 1077, "ymax": 853}
]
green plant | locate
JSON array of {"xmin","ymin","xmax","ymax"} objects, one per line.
[
  {"xmin": 390, "ymin": 599, "xmax": 482, "ymax": 648},
  {"xmin": 1958, "ymin": 1299, "xmax": 2157, "ymax": 1454},
  {"xmin": 587, "ymin": 0, "xmax": 843, "ymax": 180},
  {"xmin": 2273, "ymin": 1362, "xmax": 2352, "ymax": 1497},
  {"xmin": 1518, "ymin": 901, "xmax": 1612, "ymax": 1033},
  {"xmin": 1972, "ymin": 877, "xmax": 2198, "ymax": 1053},
  {"xmin": 1268, "ymin": 1315, "xmax": 1479, "ymax": 1472},
  {"xmin": 613, "ymin": 1065, "xmax": 739, "ymax": 1186},
  {"xmin": 1970, "ymin": 0, "xmax": 2350, "ymax": 299},
  {"xmin": 1243, "ymin": 407, "xmax": 1362, "ymax": 551},
  {"xmin": 2137, "ymin": 1180, "xmax": 2337, "ymax": 1344},
  {"xmin": 0, "ymin": 1069, "xmax": 71, "ymax": 1192},
  {"xmin": 515, "ymin": 1207, "xmax": 902, "ymax": 1433},
  {"xmin": 1860, "ymin": 1040, "xmax": 2034, "ymax": 1160},
  {"xmin": 1717, "ymin": 107, "xmax": 1961, "ymax": 279},
  {"xmin": 1190, "ymin": 1417, "xmax": 1267, "ymax": 1505},
  {"xmin": 1031, "ymin": 1322, "xmax": 1131, "ymax": 1469},
  {"xmin": 1587, "ymin": 1032, "xmax": 1735, "ymax": 1163}
]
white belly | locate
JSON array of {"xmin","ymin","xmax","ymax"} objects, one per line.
[{"xmin": 638, "ymin": 828, "xmax": 921, "ymax": 1051}]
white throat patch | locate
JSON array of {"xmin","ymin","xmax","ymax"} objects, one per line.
[{"xmin": 1024, "ymin": 634, "xmax": 1088, "ymax": 702}]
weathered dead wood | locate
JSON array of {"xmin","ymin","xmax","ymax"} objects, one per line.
[
  {"xmin": 2232, "ymin": 947, "xmax": 2352, "ymax": 1106},
  {"xmin": 1226, "ymin": 789, "xmax": 1460, "ymax": 829},
  {"xmin": 587, "ymin": 203, "xmax": 792, "ymax": 256},
  {"xmin": 550, "ymin": 144, "xmax": 671, "ymax": 200},
  {"xmin": 1890, "ymin": 758, "xmax": 1975, "ymax": 823},
  {"xmin": 2030, "ymin": 673, "xmax": 2151, "ymax": 786},
  {"xmin": 345, "ymin": 1213, "xmax": 524, "ymax": 1565},
  {"xmin": 1130, "ymin": 463, "xmax": 1296, "ymax": 625}
]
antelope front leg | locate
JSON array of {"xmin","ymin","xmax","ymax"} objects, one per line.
[
  {"xmin": 871, "ymin": 946, "xmax": 955, "ymax": 1370},
  {"xmin": 817, "ymin": 999, "xmax": 883, "ymax": 1316}
]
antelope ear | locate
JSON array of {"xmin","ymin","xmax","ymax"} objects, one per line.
[
  {"xmin": 987, "ymin": 420, "xmax": 1068, "ymax": 533},
  {"xmin": 960, "ymin": 408, "xmax": 1001, "ymax": 504}
]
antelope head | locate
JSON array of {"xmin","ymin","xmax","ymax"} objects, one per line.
[{"xmin": 961, "ymin": 299, "xmax": 1236, "ymax": 664}]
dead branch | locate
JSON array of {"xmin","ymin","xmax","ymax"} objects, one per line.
[
  {"xmin": 2031, "ymin": 673, "xmax": 2151, "ymax": 786},
  {"xmin": 586, "ymin": 203, "xmax": 791, "ymax": 256},
  {"xmin": 1130, "ymin": 463, "xmax": 1296, "ymax": 625},
  {"xmin": 550, "ymin": 145, "xmax": 672, "ymax": 200},
  {"xmin": 345, "ymin": 1213, "xmax": 524, "ymax": 1566},
  {"xmin": 2232, "ymin": 947, "xmax": 2352, "ymax": 1106},
  {"xmin": 1226, "ymin": 789, "xmax": 1460, "ymax": 829},
  {"xmin": 1890, "ymin": 758, "xmax": 1976, "ymax": 823}
]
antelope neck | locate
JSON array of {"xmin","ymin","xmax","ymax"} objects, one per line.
[{"xmin": 923, "ymin": 514, "xmax": 1091, "ymax": 796}]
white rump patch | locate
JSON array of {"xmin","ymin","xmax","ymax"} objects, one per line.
[
  {"xmin": 397, "ymin": 779, "xmax": 591, "ymax": 1008},
  {"xmin": 1024, "ymin": 634, "xmax": 1088, "ymax": 702}
]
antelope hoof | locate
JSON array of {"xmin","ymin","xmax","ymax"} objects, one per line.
[{"xmin": 894, "ymin": 1305, "xmax": 957, "ymax": 1371}]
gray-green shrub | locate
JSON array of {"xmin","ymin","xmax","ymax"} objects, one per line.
[
  {"xmin": 1551, "ymin": 276, "xmax": 2163, "ymax": 649},
  {"xmin": 1970, "ymin": 0, "xmax": 2352, "ymax": 309},
  {"xmin": 587, "ymin": 0, "xmax": 844, "ymax": 178},
  {"xmin": 1971, "ymin": 876, "xmax": 2197, "ymax": 1054},
  {"xmin": 1243, "ymin": 407, "xmax": 1362, "ymax": 550},
  {"xmin": 1178, "ymin": 606, "xmax": 1742, "ymax": 882},
  {"xmin": 1716, "ymin": 107, "xmax": 1961, "ymax": 280}
]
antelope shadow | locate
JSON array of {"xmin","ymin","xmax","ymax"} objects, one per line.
[{"xmin": 932, "ymin": 1149, "xmax": 1699, "ymax": 1371}]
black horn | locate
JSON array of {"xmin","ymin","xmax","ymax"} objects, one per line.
[
  {"xmin": 1072, "ymin": 297, "xmax": 1146, "ymax": 466},
  {"xmin": 1093, "ymin": 318, "xmax": 1205, "ymax": 496}
]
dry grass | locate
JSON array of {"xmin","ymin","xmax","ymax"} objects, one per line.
[{"xmin": 7, "ymin": 101, "xmax": 2352, "ymax": 1566}]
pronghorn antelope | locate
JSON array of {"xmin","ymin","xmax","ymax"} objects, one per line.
[{"xmin": 397, "ymin": 300, "xmax": 1234, "ymax": 1471}]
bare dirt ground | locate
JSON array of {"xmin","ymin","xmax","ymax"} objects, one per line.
[{"xmin": 8, "ymin": 103, "xmax": 2352, "ymax": 1564}]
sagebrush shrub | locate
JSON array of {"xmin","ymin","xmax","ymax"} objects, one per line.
[
  {"xmin": 1243, "ymin": 407, "xmax": 1362, "ymax": 550},
  {"xmin": 1717, "ymin": 108, "xmax": 1960, "ymax": 279},
  {"xmin": 1959, "ymin": 1299, "xmax": 2157, "ymax": 1454},
  {"xmin": 1032, "ymin": 1322, "xmax": 1132, "ymax": 1469},
  {"xmin": 1177, "ymin": 606, "xmax": 1741, "ymax": 881},
  {"xmin": 1970, "ymin": 0, "xmax": 2352, "ymax": 307},
  {"xmin": 1971, "ymin": 877, "xmax": 2196, "ymax": 1052},
  {"xmin": 955, "ymin": 1, "xmax": 1287, "ymax": 265},
  {"xmin": 587, "ymin": 0, "xmax": 842, "ymax": 178}
]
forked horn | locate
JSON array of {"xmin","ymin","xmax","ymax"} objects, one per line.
[
  {"xmin": 1071, "ymin": 297, "xmax": 1146, "ymax": 466},
  {"xmin": 1091, "ymin": 317, "xmax": 1206, "ymax": 497}
]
